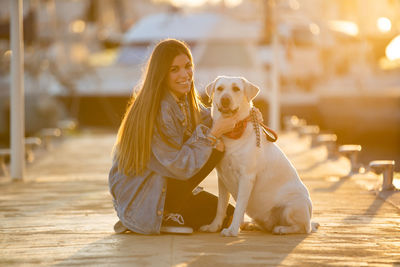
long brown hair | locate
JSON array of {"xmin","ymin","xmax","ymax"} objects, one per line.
[{"xmin": 114, "ymin": 39, "xmax": 204, "ymax": 175}]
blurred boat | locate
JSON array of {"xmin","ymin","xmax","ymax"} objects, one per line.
[
  {"xmin": 69, "ymin": 11, "xmax": 270, "ymax": 126},
  {"xmin": 316, "ymin": 74, "xmax": 400, "ymax": 165}
]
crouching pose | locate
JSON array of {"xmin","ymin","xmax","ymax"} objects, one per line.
[{"xmin": 109, "ymin": 39, "xmax": 238, "ymax": 235}]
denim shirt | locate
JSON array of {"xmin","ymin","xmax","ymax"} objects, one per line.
[{"xmin": 108, "ymin": 92, "xmax": 213, "ymax": 234}]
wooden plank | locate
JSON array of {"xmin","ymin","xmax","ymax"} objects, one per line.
[{"xmin": 0, "ymin": 132, "xmax": 399, "ymax": 266}]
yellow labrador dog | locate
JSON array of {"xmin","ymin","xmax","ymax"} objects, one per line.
[{"xmin": 200, "ymin": 76, "xmax": 318, "ymax": 237}]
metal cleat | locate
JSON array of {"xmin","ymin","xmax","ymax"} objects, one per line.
[
  {"xmin": 0, "ymin": 148, "xmax": 11, "ymax": 177},
  {"xmin": 57, "ymin": 119, "xmax": 78, "ymax": 136},
  {"xmin": 369, "ymin": 160, "xmax": 396, "ymax": 191},
  {"xmin": 24, "ymin": 137, "xmax": 42, "ymax": 163},
  {"xmin": 283, "ymin": 116, "xmax": 299, "ymax": 131},
  {"xmin": 298, "ymin": 125, "xmax": 320, "ymax": 137},
  {"xmin": 292, "ymin": 119, "xmax": 307, "ymax": 136},
  {"xmin": 40, "ymin": 128, "xmax": 61, "ymax": 150},
  {"xmin": 339, "ymin": 145, "xmax": 362, "ymax": 175},
  {"xmin": 316, "ymin": 134, "xmax": 337, "ymax": 159}
]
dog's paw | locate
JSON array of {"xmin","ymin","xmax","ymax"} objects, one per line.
[
  {"xmin": 220, "ymin": 227, "xmax": 239, "ymax": 237},
  {"xmin": 240, "ymin": 221, "xmax": 261, "ymax": 231},
  {"xmin": 200, "ymin": 223, "xmax": 220, "ymax": 233},
  {"xmin": 272, "ymin": 226, "xmax": 286, "ymax": 235},
  {"xmin": 272, "ymin": 225, "xmax": 302, "ymax": 235},
  {"xmin": 311, "ymin": 222, "xmax": 320, "ymax": 232}
]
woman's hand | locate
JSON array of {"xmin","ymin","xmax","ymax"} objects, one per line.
[
  {"xmin": 214, "ymin": 139, "xmax": 225, "ymax": 152},
  {"xmin": 209, "ymin": 113, "xmax": 240, "ymax": 138}
]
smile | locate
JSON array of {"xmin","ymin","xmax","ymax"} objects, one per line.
[
  {"xmin": 218, "ymin": 106, "xmax": 239, "ymax": 116},
  {"xmin": 177, "ymin": 80, "xmax": 191, "ymax": 85}
]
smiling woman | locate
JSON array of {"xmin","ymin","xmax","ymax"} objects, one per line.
[
  {"xmin": 167, "ymin": 54, "xmax": 193, "ymax": 98},
  {"xmin": 108, "ymin": 39, "xmax": 239, "ymax": 235}
]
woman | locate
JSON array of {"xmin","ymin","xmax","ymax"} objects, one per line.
[{"xmin": 109, "ymin": 39, "xmax": 238, "ymax": 235}]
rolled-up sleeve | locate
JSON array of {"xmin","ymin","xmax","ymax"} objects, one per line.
[{"xmin": 150, "ymin": 103, "xmax": 214, "ymax": 180}]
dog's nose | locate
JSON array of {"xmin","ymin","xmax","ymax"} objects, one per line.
[{"xmin": 221, "ymin": 96, "xmax": 230, "ymax": 108}]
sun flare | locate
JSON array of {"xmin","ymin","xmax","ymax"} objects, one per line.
[
  {"xmin": 328, "ymin": 20, "xmax": 359, "ymax": 36},
  {"xmin": 377, "ymin": 17, "xmax": 392, "ymax": 33},
  {"xmin": 158, "ymin": 0, "xmax": 242, "ymax": 7},
  {"xmin": 386, "ymin": 35, "xmax": 400, "ymax": 61}
]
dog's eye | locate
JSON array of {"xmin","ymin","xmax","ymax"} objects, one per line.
[
  {"xmin": 217, "ymin": 86, "xmax": 223, "ymax": 92},
  {"xmin": 232, "ymin": 86, "xmax": 240, "ymax": 92}
]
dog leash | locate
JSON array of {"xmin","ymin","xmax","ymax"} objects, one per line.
[
  {"xmin": 250, "ymin": 108, "xmax": 278, "ymax": 147},
  {"xmin": 260, "ymin": 122, "xmax": 278, "ymax": 143},
  {"xmin": 223, "ymin": 108, "xmax": 278, "ymax": 147}
]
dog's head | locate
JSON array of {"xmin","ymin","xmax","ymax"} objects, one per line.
[{"xmin": 205, "ymin": 76, "xmax": 260, "ymax": 118}]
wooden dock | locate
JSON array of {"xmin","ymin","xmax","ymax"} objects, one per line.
[{"xmin": 0, "ymin": 131, "xmax": 399, "ymax": 266}]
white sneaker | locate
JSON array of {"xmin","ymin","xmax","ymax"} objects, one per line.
[
  {"xmin": 114, "ymin": 220, "xmax": 129, "ymax": 234},
  {"xmin": 160, "ymin": 213, "xmax": 193, "ymax": 234}
]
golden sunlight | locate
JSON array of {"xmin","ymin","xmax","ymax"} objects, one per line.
[
  {"xmin": 225, "ymin": 0, "xmax": 242, "ymax": 8},
  {"xmin": 4, "ymin": 50, "xmax": 11, "ymax": 59},
  {"xmin": 169, "ymin": 0, "xmax": 206, "ymax": 7},
  {"xmin": 160, "ymin": 0, "xmax": 242, "ymax": 7},
  {"xmin": 309, "ymin": 23, "xmax": 320, "ymax": 35},
  {"xmin": 88, "ymin": 49, "xmax": 118, "ymax": 67},
  {"xmin": 289, "ymin": 0, "xmax": 300, "ymax": 10},
  {"xmin": 70, "ymin": 20, "xmax": 86, "ymax": 33},
  {"xmin": 328, "ymin": 20, "xmax": 359, "ymax": 36},
  {"xmin": 386, "ymin": 34, "xmax": 400, "ymax": 61},
  {"xmin": 377, "ymin": 17, "xmax": 392, "ymax": 33}
]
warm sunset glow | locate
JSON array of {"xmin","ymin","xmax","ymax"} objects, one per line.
[
  {"xmin": 394, "ymin": 177, "xmax": 400, "ymax": 189},
  {"xmin": 309, "ymin": 23, "xmax": 320, "ymax": 35},
  {"xmin": 328, "ymin": 20, "xmax": 359, "ymax": 36},
  {"xmin": 377, "ymin": 17, "xmax": 392, "ymax": 33},
  {"xmin": 386, "ymin": 35, "xmax": 400, "ymax": 61},
  {"xmin": 4, "ymin": 50, "xmax": 11, "ymax": 59},
  {"xmin": 70, "ymin": 20, "xmax": 86, "ymax": 33},
  {"xmin": 70, "ymin": 43, "xmax": 89, "ymax": 63},
  {"xmin": 88, "ymin": 49, "xmax": 118, "ymax": 67},
  {"xmin": 163, "ymin": 0, "xmax": 242, "ymax": 7},
  {"xmin": 169, "ymin": 0, "xmax": 206, "ymax": 7},
  {"xmin": 289, "ymin": 0, "xmax": 300, "ymax": 10},
  {"xmin": 225, "ymin": 0, "xmax": 242, "ymax": 8}
]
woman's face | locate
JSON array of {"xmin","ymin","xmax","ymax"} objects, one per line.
[{"xmin": 167, "ymin": 53, "xmax": 193, "ymax": 98}]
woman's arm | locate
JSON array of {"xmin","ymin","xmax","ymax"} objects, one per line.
[
  {"xmin": 151, "ymin": 107, "xmax": 214, "ymax": 180},
  {"xmin": 150, "ymin": 101, "xmax": 238, "ymax": 179}
]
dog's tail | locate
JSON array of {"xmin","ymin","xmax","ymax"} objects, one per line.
[{"xmin": 311, "ymin": 221, "xmax": 320, "ymax": 232}]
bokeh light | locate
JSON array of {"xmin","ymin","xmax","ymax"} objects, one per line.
[
  {"xmin": 377, "ymin": 17, "xmax": 392, "ymax": 33},
  {"xmin": 289, "ymin": 0, "xmax": 300, "ymax": 10},
  {"xmin": 70, "ymin": 20, "xmax": 86, "ymax": 33},
  {"xmin": 4, "ymin": 50, "xmax": 12, "ymax": 59},
  {"xmin": 385, "ymin": 34, "xmax": 400, "ymax": 61},
  {"xmin": 225, "ymin": 0, "xmax": 242, "ymax": 8},
  {"xmin": 167, "ymin": 0, "xmax": 242, "ymax": 7},
  {"xmin": 309, "ymin": 23, "xmax": 320, "ymax": 35},
  {"xmin": 328, "ymin": 20, "xmax": 359, "ymax": 36}
]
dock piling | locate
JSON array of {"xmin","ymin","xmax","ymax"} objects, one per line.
[
  {"xmin": 369, "ymin": 160, "xmax": 396, "ymax": 191},
  {"xmin": 316, "ymin": 134, "xmax": 338, "ymax": 159},
  {"xmin": 339, "ymin": 144, "xmax": 362, "ymax": 175}
]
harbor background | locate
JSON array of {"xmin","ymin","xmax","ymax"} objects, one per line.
[
  {"xmin": 1, "ymin": 1, "xmax": 400, "ymax": 265},
  {"xmin": 1, "ymin": 0, "xmax": 399, "ymax": 170}
]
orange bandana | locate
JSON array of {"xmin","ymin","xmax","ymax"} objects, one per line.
[{"xmin": 223, "ymin": 116, "xmax": 252, "ymax": 139}]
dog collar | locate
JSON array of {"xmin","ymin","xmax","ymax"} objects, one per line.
[
  {"xmin": 223, "ymin": 116, "xmax": 252, "ymax": 139},
  {"xmin": 223, "ymin": 109, "xmax": 278, "ymax": 145}
]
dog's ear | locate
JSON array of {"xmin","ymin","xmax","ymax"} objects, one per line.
[
  {"xmin": 205, "ymin": 77, "xmax": 219, "ymax": 98},
  {"xmin": 242, "ymin": 77, "xmax": 260, "ymax": 101}
]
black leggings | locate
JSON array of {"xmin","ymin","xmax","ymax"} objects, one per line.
[{"xmin": 164, "ymin": 149, "xmax": 234, "ymax": 230}]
